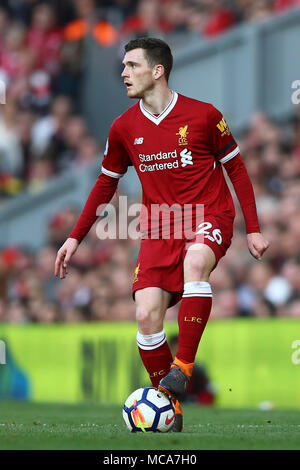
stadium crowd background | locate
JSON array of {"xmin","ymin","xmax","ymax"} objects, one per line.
[{"xmin": 0, "ymin": 0, "xmax": 300, "ymax": 323}]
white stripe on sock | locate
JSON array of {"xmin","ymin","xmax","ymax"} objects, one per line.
[
  {"xmin": 182, "ymin": 281, "xmax": 212, "ymax": 298},
  {"xmin": 136, "ymin": 329, "xmax": 166, "ymax": 351},
  {"xmin": 182, "ymin": 293, "xmax": 213, "ymax": 298}
]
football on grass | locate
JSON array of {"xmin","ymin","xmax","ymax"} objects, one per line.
[{"xmin": 123, "ymin": 387, "xmax": 175, "ymax": 432}]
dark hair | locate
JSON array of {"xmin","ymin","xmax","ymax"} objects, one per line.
[{"xmin": 124, "ymin": 37, "xmax": 173, "ymax": 82}]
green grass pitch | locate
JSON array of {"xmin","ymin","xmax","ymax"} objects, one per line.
[{"xmin": 0, "ymin": 401, "xmax": 299, "ymax": 450}]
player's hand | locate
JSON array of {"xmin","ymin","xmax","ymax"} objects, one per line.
[
  {"xmin": 54, "ymin": 238, "xmax": 79, "ymax": 279},
  {"xmin": 247, "ymin": 232, "xmax": 269, "ymax": 261}
]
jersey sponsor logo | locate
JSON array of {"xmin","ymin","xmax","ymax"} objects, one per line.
[
  {"xmin": 138, "ymin": 150, "xmax": 179, "ymax": 172},
  {"xmin": 216, "ymin": 117, "xmax": 231, "ymax": 137},
  {"xmin": 137, "ymin": 148, "xmax": 194, "ymax": 172},
  {"xmin": 176, "ymin": 124, "xmax": 189, "ymax": 146},
  {"xmin": 139, "ymin": 160, "xmax": 179, "ymax": 172},
  {"xmin": 180, "ymin": 148, "xmax": 193, "ymax": 167},
  {"xmin": 139, "ymin": 150, "xmax": 177, "ymax": 162},
  {"xmin": 134, "ymin": 137, "xmax": 144, "ymax": 145}
]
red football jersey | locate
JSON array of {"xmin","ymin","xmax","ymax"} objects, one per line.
[{"xmin": 101, "ymin": 92, "xmax": 239, "ymax": 237}]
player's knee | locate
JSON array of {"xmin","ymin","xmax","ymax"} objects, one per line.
[
  {"xmin": 190, "ymin": 255, "xmax": 206, "ymax": 272},
  {"xmin": 136, "ymin": 306, "xmax": 150, "ymax": 325},
  {"xmin": 184, "ymin": 247, "xmax": 215, "ymax": 281},
  {"xmin": 136, "ymin": 305, "xmax": 163, "ymax": 334}
]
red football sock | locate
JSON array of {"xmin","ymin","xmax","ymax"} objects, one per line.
[
  {"xmin": 136, "ymin": 330, "xmax": 173, "ymax": 388},
  {"xmin": 176, "ymin": 281, "xmax": 212, "ymax": 364}
]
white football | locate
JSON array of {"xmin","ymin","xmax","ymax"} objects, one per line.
[{"xmin": 123, "ymin": 387, "xmax": 175, "ymax": 433}]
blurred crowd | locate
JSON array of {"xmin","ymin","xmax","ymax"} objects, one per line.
[{"xmin": 0, "ymin": 0, "xmax": 300, "ymax": 323}]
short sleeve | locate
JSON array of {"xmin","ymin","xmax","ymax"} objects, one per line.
[
  {"xmin": 207, "ymin": 105, "xmax": 240, "ymax": 164},
  {"xmin": 101, "ymin": 120, "xmax": 131, "ymax": 178}
]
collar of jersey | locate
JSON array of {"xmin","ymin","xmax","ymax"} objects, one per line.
[{"xmin": 139, "ymin": 91, "xmax": 178, "ymax": 125}]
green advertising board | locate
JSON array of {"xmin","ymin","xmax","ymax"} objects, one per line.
[{"xmin": 0, "ymin": 319, "xmax": 299, "ymax": 408}]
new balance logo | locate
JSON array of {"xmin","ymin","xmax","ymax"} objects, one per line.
[
  {"xmin": 180, "ymin": 148, "xmax": 193, "ymax": 167},
  {"xmin": 134, "ymin": 137, "xmax": 144, "ymax": 145}
]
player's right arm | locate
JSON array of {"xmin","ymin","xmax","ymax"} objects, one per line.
[
  {"xmin": 55, "ymin": 237, "xmax": 79, "ymax": 279},
  {"xmin": 54, "ymin": 119, "xmax": 131, "ymax": 279}
]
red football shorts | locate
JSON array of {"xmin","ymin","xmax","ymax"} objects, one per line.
[{"xmin": 132, "ymin": 214, "xmax": 234, "ymax": 307}]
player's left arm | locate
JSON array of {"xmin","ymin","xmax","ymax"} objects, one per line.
[
  {"xmin": 207, "ymin": 105, "xmax": 269, "ymax": 260},
  {"xmin": 223, "ymin": 155, "xmax": 269, "ymax": 260},
  {"xmin": 246, "ymin": 232, "xmax": 269, "ymax": 261}
]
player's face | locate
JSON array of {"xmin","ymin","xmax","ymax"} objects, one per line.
[{"xmin": 121, "ymin": 48, "xmax": 156, "ymax": 99}]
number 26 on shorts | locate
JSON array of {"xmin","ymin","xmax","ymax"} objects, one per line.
[{"xmin": 195, "ymin": 222, "xmax": 223, "ymax": 245}]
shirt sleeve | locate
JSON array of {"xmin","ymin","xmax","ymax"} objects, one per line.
[
  {"xmin": 101, "ymin": 119, "xmax": 131, "ymax": 178},
  {"xmin": 69, "ymin": 173, "xmax": 118, "ymax": 243},
  {"xmin": 207, "ymin": 104, "xmax": 240, "ymax": 164},
  {"xmin": 223, "ymin": 155, "xmax": 261, "ymax": 234},
  {"xmin": 207, "ymin": 104, "xmax": 260, "ymax": 234}
]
